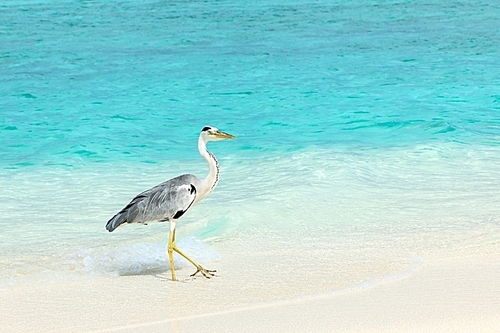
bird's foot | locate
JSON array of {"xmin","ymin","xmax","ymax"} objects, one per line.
[{"xmin": 190, "ymin": 266, "xmax": 216, "ymax": 279}]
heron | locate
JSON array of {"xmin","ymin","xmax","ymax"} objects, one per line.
[{"xmin": 106, "ymin": 126, "xmax": 235, "ymax": 281}]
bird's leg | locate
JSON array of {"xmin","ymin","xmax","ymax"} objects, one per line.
[
  {"xmin": 171, "ymin": 229, "xmax": 216, "ymax": 279},
  {"xmin": 167, "ymin": 222, "xmax": 177, "ymax": 281},
  {"xmin": 172, "ymin": 245, "xmax": 216, "ymax": 279}
]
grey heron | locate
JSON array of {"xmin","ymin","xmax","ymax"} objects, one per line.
[{"xmin": 106, "ymin": 126, "xmax": 235, "ymax": 281}]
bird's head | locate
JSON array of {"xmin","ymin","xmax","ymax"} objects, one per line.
[{"xmin": 200, "ymin": 126, "xmax": 236, "ymax": 142}]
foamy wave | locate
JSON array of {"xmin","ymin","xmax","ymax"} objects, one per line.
[
  {"xmin": 82, "ymin": 237, "xmax": 220, "ymax": 276},
  {"xmin": 0, "ymin": 237, "xmax": 220, "ymax": 289}
]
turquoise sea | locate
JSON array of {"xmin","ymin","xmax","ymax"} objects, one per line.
[{"xmin": 1, "ymin": 0, "xmax": 499, "ymax": 291}]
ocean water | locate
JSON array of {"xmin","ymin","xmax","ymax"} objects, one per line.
[{"xmin": 1, "ymin": 0, "xmax": 499, "ymax": 292}]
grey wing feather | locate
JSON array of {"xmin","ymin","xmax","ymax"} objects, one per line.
[{"xmin": 106, "ymin": 175, "xmax": 197, "ymax": 232}]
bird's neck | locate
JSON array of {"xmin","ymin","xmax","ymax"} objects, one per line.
[{"xmin": 198, "ymin": 136, "xmax": 220, "ymax": 199}]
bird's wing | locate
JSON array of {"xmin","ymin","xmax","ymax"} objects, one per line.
[{"xmin": 106, "ymin": 175, "xmax": 197, "ymax": 232}]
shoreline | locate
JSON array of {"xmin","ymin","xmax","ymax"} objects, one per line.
[
  {"xmin": 2, "ymin": 252, "xmax": 499, "ymax": 333},
  {"xmin": 96, "ymin": 254, "xmax": 500, "ymax": 333}
]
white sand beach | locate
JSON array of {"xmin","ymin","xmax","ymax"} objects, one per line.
[{"xmin": 2, "ymin": 250, "xmax": 499, "ymax": 333}]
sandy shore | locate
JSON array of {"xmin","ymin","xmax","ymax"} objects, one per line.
[{"xmin": 2, "ymin": 252, "xmax": 499, "ymax": 333}]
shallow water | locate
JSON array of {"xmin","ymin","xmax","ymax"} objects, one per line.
[
  {"xmin": 1, "ymin": 145, "xmax": 499, "ymax": 290},
  {"xmin": 1, "ymin": 0, "xmax": 500, "ymax": 291}
]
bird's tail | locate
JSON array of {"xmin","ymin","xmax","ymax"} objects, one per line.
[
  {"xmin": 106, "ymin": 195, "xmax": 144, "ymax": 232},
  {"xmin": 106, "ymin": 212, "xmax": 126, "ymax": 232}
]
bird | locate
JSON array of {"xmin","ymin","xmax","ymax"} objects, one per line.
[{"xmin": 106, "ymin": 126, "xmax": 235, "ymax": 281}]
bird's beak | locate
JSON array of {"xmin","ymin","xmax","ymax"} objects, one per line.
[{"xmin": 216, "ymin": 130, "xmax": 236, "ymax": 139}]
